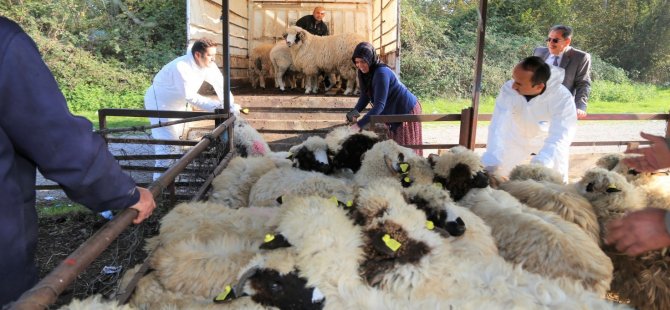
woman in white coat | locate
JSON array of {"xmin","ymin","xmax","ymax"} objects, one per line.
[
  {"xmin": 144, "ymin": 39, "xmax": 237, "ymax": 180},
  {"xmin": 481, "ymin": 56, "xmax": 576, "ymax": 182}
]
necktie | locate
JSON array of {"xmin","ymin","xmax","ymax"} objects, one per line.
[{"xmin": 552, "ymin": 56, "xmax": 559, "ymax": 66}]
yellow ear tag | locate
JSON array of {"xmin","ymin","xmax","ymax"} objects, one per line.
[
  {"xmin": 241, "ymin": 108, "xmax": 250, "ymax": 114},
  {"xmin": 345, "ymin": 200, "xmax": 353, "ymax": 207},
  {"xmin": 433, "ymin": 182, "xmax": 443, "ymax": 189},
  {"xmin": 382, "ymin": 234, "xmax": 402, "ymax": 252},
  {"xmin": 425, "ymin": 221, "xmax": 435, "ymax": 230},
  {"xmin": 264, "ymin": 234, "xmax": 275, "ymax": 243},
  {"xmin": 608, "ymin": 184, "xmax": 618, "ymax": 190},
  {"xmin": 404, "ymin": 176, "xmax": 411, "ymax": 183},
  {"xmin": 329, "ymin": 196, "xmax": 339, "ymax": 206},
  {"xmin": 399, "ymin": 163, "xmax": 410, "ymax": 173},
  {"xmin": 214, "ymin": 285, "xmax": 232, "ymax": 301}
]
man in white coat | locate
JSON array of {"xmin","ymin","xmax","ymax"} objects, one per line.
[
  {"xmin": 144, "ymin": 38, "xmax": 237, "ymax": 180},
  {"xmin": 481, "ymin": 56, "xmax": 576, "ymax": 182}
]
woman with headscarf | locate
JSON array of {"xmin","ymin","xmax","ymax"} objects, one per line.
[{"xmin": 346, "ymin": 42, "xmax": 423, "ymax": 155}]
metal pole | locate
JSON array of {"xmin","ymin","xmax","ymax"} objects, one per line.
[
  {"xmin": 222, "ymin": 0, "xmax": 231, "ymax": 115},
  {"xmin": 466, "ymin": 0, "xmax": 488, "ymax": 149}
]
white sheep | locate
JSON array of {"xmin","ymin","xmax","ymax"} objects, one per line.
[
  {"xmin": 577, "ymin": 167, "xmax": 670, "ymax": 310},
  {"xmin": 508, "ymin": 163, "xmax": 565, "ymax": 184},
  {"xmin": 248, "ymin": 167, "xmax": 355, "ymax": 208},
  {"xmin": 210, "ymin": 156, "xmax": 290, "ymax": 209},
  {"xmin": 269, "ymin": 41, "xmax": 300, "ymax": 91},
  {"xmin": 354, "ymin": 140, "xmax": 433, "ymax": 188},
  {"xmin": 284, "ymin": 26, "xmax": 364, "ymax": 95},
  {"xmin": 58, "ymin": 295, "xmax": 134, "ymax": 310},
  {"xmin": 233, "ymin": 116, "xmax": 271, "ymax": 157},
  {"xmin": 248, "ymin": 43, "xmax": 274, "ymax": 89},
  {"xmin": 499, "ymin": 176, "xmax": 600, "ymax": 243}
]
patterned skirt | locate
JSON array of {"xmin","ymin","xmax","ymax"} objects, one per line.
[{"xmin": 389, "ymin": 101, "xmax": 423, "ymax": 156}]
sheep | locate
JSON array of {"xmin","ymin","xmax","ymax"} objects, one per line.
[
  {"xmin": 284, "ymin": 26, "xmax": 364, "ymax": 95},
  {"xmin": 431, "ymin": 148, "xmax": 613, "ymax": 295},
  {"xmin": 500, "ymin": 164, "xmax": 600, "ymax": 243},
  {"xmin": 210, "ymin": 156, "xmax": 290, "ymax": 209},
  {"xmin": 269, "ymin": 41, "xmax": 300, "ymax": 91},
  {"xmin": 58, "ymin": 295, "xmax": 134, "ymax": 310},
  {"xmin": 508, "ymin": 163, "xmax": 565, "ymax": 184},
  {"xmin": 234, "ymin": 116, "xmax": 271, "ymax": 157},
  {"xmin": 596, "ymin": 153, "xmax": 670, "ymax": 211},
  {"xmin": 215, "ymin": 248, "xmax": 326, "ymax": 310},
  {"xmin": 249, "ymin": 43, "xmax": 274, "ymax": 89},
  {"xmin": 354, "ymin": 140, "xmax": 434, "ymax": 188},
  {"xmin": 288, "ymin": 136, "xmax": 333, "ymax": 174},
  {"xmin": 577, "ymin": 167, "xmax": 670, "ymax": 310},
  {"xmin": 328, "ymin": 130, "xmax": 380, "ymax": 174},
  {"xmin": 248, "ymin": 167, "xmax": 355, "ymax": 208}
]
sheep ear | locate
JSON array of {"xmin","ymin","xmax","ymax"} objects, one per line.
[
  {"xmin": 260, "ymin": 233, "xmax": 293, "ymax": 250},
  {"xmin": 282, "ymin": 32, "xmax": 288, "ymax": 39},
  {"xmin": 606, "ymin": 186, "xmax": 622, "ymax": 193},
  {"xmin": 297, "ymin": 31, "xmax": 305, "ymax": 42}
]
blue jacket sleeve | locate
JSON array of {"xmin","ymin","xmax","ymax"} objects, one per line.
[
  {"xmin": 0, "ymin": 27, "xmax": 139, "ymax": 212},
  {"xmin": 356, "ymin": 70, "xmax": 391, "ymax": 128}
]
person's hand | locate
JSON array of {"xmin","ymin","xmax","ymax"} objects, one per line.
[
  {"xmin": 350, "ymin": 123, "xmax": 361, "ymax": 132},
  {"xmin": 623, "ymin": 132, "xmax": 670, "ymax": 172},
  {"xmin": 605, "ymin": 208, "xmax": 670, "ymax": 256},
  {"xmin": 129, "ymin": 187, "xmax": 156, "ymax": 224},
  {"xmin": 345, "ymin": 109, "xmax": 360, "ymax": 123},
  {"xmin": 576, "ymin": 109, "xmax": 587, "ymax": 119}
]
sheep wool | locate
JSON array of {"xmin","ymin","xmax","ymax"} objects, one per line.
[
  {"xmin": 508, "ymin": 163, "xmax": 565, "ymax": 184},
  {"xmin": 210, "ymin": 156, "xmax": 287, "ymax": 208},
  {"xmin": 284, "ymin": 26, "xmax": 364, "ymax": 95},
  {"xmin": 249, "ymin": 43, "xmax": 274, "ymax": 89},
  {"xmin": 270, "ymin": 41, "xmax": 300, "ymax": 91},
  {"xmin": 355, "ymin": 140, "xmax": 433, "ymax": 188}
]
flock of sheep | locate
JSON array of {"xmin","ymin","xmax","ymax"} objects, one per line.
[
  {"xmin": 62, "ymin": 120, "xmax": 670, "ymax": 310},
  {"xmin": 249, "ymin": 26, "xmax": 364, "ymax": 95}
]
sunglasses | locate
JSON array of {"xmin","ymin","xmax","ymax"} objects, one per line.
[{"xmin": 545, "ymin": 37, "xmax": 563, "ymax": 43}]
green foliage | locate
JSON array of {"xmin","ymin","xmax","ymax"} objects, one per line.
[{"xmin": 590, "ymin": 80, "xmax": 657, "ymax": 103}]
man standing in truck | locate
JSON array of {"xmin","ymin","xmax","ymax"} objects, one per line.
[{"xmin": 296, "ymin": 7, "xmax": 333, "ymax": 90}]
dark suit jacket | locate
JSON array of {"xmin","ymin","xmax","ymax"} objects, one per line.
[
  {"xmin": 534, "ymin": 46, "xmax": 591, "ymax": 111},
  {"xmin": 296, "ymin": 15, "xmax": 329, "ymax": 36}
]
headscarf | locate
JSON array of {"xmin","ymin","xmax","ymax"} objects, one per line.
[{"xmin": 351, "ymin": 42, "xmax": 388, "ymax": 96}]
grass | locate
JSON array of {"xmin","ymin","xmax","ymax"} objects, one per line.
[
  {"xmin": 421, "ymin": 84, "xmax": 670, "ymax": 116},
  {"xmin": 37, "ymin": 200, "xmax": 88, "ymax": 218},
  {"xmin": 74, "ymin": 111, "xmax": 150, "ymax": 130}
]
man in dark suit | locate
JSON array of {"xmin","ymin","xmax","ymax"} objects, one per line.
[{"xmin": 534, "ymin": 25, "xmax": 591, "ymax": 119}]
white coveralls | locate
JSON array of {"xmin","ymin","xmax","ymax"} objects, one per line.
[
  {"xmin": 144, "ymin": 52, "xmax": 236, "ymax": 180},
  {"xmin": 481, "ymin": 67, "xmax": 577, "ymax": 182}
]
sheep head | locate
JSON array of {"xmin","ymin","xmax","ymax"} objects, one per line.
[
  {"xmin": 403, "ymin": 184, "xmax": 466, "ymax": 237},
  {"xmin": 332, "ymin": 133, "xmax": 380, "ymax": 173},
  {"xmin": 431, "ymin": 147, "xmax": 488, "ymax": 201},
  {"xmin": 288, "ymin": 136, "xmax": 333, "ymax": 174},
  {"xmin": 576, "ymin": 167, "xmax": 642, "ymax": 219},
  {"xmin": 285, "ymin": 26, "xmax": 307, "ymax": 47}
]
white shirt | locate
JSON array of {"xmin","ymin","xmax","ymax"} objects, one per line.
[
  {"xmin": 544, "ymin": 47, "xmax": 571, "ymax": 67},
  {"xmin": 144, "ymin": 52, "xmax": 236, "ymax": 125},
  {"xmin": 481, "ymin": 66, "xmax": 577, "ymax": 180}
]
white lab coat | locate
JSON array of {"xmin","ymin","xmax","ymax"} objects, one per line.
[
  {"xmin": 481, "ymin": 67, "xmax": 577, "ymax": 182},
  {"xmin": 144, "ymin": 52, "xmax": 236, "ymax": 180}
]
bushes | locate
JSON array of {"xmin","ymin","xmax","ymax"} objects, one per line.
[{"xmin": 590, "ymin": 81, "xmax": 656, "ymax": 103}]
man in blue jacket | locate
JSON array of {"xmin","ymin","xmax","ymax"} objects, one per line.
[{"xmin": 0, "ymin": 17, "xmax": 156, "ymax": 306}]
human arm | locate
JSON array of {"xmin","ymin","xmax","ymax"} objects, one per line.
[
  {"xmin": 531, "ymin": 91, "xmax": 577, "ymax": 167},
  {"xmin": 356, "ymin": 69, "xmax": 391, "ymax": 128},
  {"xmin": 573, "ymin": 52, "xmax": 591, "ymax": 114},
  {"xmin": 1, "ymin": 24, "xmax": 155, "ymax": 221},
  {"xmin": 623, "ymin": 132, "xmax": 670, "ymax": 172},
  {"xmin": 481, "ymin": 83, "xmax": 512, "ymax": 172},
  {"xmin": 605, "ymin": 208, "xmax": 670, "ymax": 256},
  {"xmin": 176, "ymin": 62, "xmax": 222, "ymax": 111}
]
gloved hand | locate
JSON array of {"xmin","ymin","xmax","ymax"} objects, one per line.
[{"xmin": 345, "ymin": 109, "xmax": 360, "ymax": 123}]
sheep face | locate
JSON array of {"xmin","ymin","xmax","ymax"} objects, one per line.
[
  {"xmin": 430, "ymin": 147, "xmax": 489, "ymax": 201},
  {"xmin": 576, "ymin": 168, "xmax": 636, "ymax": 215},
  {"xmin": 246, "ymin": 269, "xmax": 325, "ymax": 310},
  {"xmin": 288, "ymin": 136, "xmax": 333, "ymax": 174},
  {"xmin": 361, "ymin": 221, "xmax": 431, "ymax": 287},
  {"xmin": 284, "ymin": 27, "xmax": 306, "ymax": 48},
  {"xmin": 404, "ymin": 185, "xmax": 466, "ymax": 237}
]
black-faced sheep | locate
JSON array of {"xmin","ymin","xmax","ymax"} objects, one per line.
[
  {"xmin": 249, "ymin": 43, "xmax": 274, "ymax": 89},
  {"xmin": 284, "ymin": 26, "xmax": 363, "ymax": 95},
  {"xmin": 432, "ymin": 148, "xmax": 614, "ymax": 295},
  {"xmin": 288, "ymin": 136, "xmax": 333, "ymax": 174}
]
